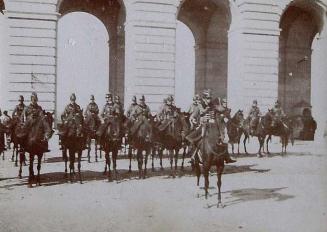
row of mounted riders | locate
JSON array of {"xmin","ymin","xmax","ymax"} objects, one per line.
[{"xmin": 0, "ymin": 91, "xmax": 306, "ymax": 207}]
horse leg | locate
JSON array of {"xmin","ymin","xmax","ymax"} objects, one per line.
[
  {"xmin": 159, "ymin": 149, "xmax": 163, "ymax": 170},
  {"xmin": 231, "ymin": 143, "xmax": 235, "ymax": 155},
  {"xmin": 144, "ymin": 150, "xmax": 149, "ymax": 179},
  {"xmin": 69, "ymin": 150, "xmax": 75, "ymax": 182},
  {"xmin": 104, "ymin": 152, "xmax": 109, "ymax": 174},
  {"xmin": 137, "ymin": 150, "xmax": 143, "ymax": 179},
  {"xmin": 95, "ymin": 140, "xmax": 98, "ymax": 162},
  {"xmin": 181, "ymin": 147, "xmax": 186, "ymax": 170},
  {"xmin": 78, "ymin": 151, "xmax": 82, "ymax": 184},
  {"xmin": 128, "ymin": 147, "xmax": 132, "ymax": 173},
  {"xmin": 18, "ymin": 150, "xmax": 25, "ymax": 179},
  {"xmin": 28, "ymin": 154, "xmax": 35, "ymax": 188},
  {"xmin": 203, "ymin": 164, "xmax": 209, "ymax": 199},
  {"xmin": 36, "ymin": 154, "xmax": 43, "ymax": 186},
  {"xmin": 243, "ymin": 136, "xmax": 248, "ymax": 155},
  {"xmin": 257, "ymin": 137, "xmax": 263, "ymax": 157},
  {"xmin": 216, "ymin": 161, "xmax": 225, "ymax": 208},
  {"xmin": 15, "ymin": 148, "xmax": 19, "ymax": 167},
  {"xmin": 266, "ymin": 136, "xmax": 271, "ymax": 155},
  {"xmin": 151, "ymin": 148, "xmax": 155, "ymax": 172},
  {"xmin": 195, "ymin": 159, "xmax": 201, "ymax": 187},
  {"xmin": 107, "ymin": 152, "xmax": 112, "ymax": 181},
  {"xmin": 87, "ymin": 138, "xmax": 91, "ymax": 163},
  {"xmin": 11, "ymin": 146, "xmax": 15, "ymax": 162},
  {"xmin": 113, "ymin": 149, "xmax": 118, "ymax": 180},
  {"xmin": 63, "ymin": 149, "xmax": 68, "ymax": 174},
  {"xmin": 169, "ymin": 150, "xmax": 173, "ymax": 170},
  {"xmin": 174, "ymin": 149, "xmax": 179, "ymax": 171}
]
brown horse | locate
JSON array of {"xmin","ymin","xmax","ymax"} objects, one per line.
[
  {"xmin": 190, "ymin": 123, "xmax": 228, "ymax": 208},
  {"xmin": 97, "ymin": 116, "xmax": 122, "ymax": 181},
  {"xmin": 16, "ymin": 113, "xmax": 52, "ymax": 187},
  {"xmin": 58, "ymin": 110, "xmax": 85, "ymax": 183},
  {"xmin": 153, "ymin": 109, "xmax": 189, "ymax": 173},
  {"xmin": 0, "ymin": 121, "xmax": 6, "ymax": 160},
  {"xmin": 226, "ymin": 110, "xmax": 244, "ymax": 155},
  {"xmin": 242, "ymin": 110, "xmax": 273, "ymax": 157},
  {"xmin": 128, "ymin": 117, "xmax": 153, "ymax": 178},
  {"xmin": 266, "ymin": 115, "xmax": 294, "ymax": 154},
  {"xmin": 84, "ymin": 113, "xmax": 101, "ymax": 162}
]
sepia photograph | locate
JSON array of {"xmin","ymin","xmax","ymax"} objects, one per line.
[{"xmin": 0, "ymin": 0, "xmax": 327, "ymax": 231}]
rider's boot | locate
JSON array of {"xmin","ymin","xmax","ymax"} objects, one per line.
[{"xmin": 224, "ymin": 153, "xmax": 236, "ymax": 164}]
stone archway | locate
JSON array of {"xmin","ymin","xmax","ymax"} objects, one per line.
[
  {"xmin": 177, "ymin": 0, "xmax": 230, "ymax": 98},
  {"xmin": 279, "ymin": 1, "xmax": 324, "ymax": 115},
  {"xmin": 57, "ymin": 0, "xmax": 126, "ymax": 105}
]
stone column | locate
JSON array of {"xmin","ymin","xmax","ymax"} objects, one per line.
[
  {"xmin": 123, "ymin": 0, "xmax": 179, "ymax": 112},
  {"xmin": 4, "ymin": 0, "xmax": 58, "ymax": 113},
  {"xmin": 227, "ymin": 0, "xmax": 281, "ymax": 113}
]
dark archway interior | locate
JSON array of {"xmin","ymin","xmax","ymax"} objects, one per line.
[
  {"xmin": 279, "ymin": 3, "xmax": 321, "ymax": 115},
  {"xmin": 58, "ymin": 0, "xmax": 126, "ymax": 103},
  {"xmin": 177, "ymin": 0, "xmax": 230, "ymax": 98}
]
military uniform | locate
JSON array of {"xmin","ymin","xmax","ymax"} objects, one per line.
[
  {"xmin": 101, "ymin": 101, "xmax": 120, "ymax": 119},
  {"xmin": 188, "ymin": 97, "xmax": 201, "ymax": 130},
  {"xmin": 61, "ymin": 102, "xmax": 82, "ymax": 122},
  {"xmin": 85, "ymin": 102, "xmax": 99, "ymax": 117},
  {"xmin": 186, "ymin": 90, "xmax": 236, "ymax": 164},
  {"xmin": 247, "ymin": 102, "xmax": 261, "ymax": 134}
]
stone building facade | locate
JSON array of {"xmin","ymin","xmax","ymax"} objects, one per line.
[{"xmin": 0, "ymin": 0, "xmax": 326, "ymax": 137}]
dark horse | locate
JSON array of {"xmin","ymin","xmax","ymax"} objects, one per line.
[
  {"xmin": 16, "ymin": 113, "xmax": 52, "ymax": 187},
  {"xmin": 58, "ymin": 110, "xmax": 85, "ymax": 183},
  {"xmin": 153, "ymin": 109, "xmax": 189, "ymax": 173},
  {"xmin": 97, "ymin": 116, "xmax": 123, "ymax": 181},
  {"xmin": 84, "ymin": 113, "xmax": 101, "ymax": 162},
  {"xmin": 128, "ymin": 117, "xmax": 153, "ymax": 178},
  {"xmin": 242, "ymin": 110, "xmax": 273, "ymax": 157},
  {"xmin": 266, "ymin": 114, "xmax": 294, "ymax": 154},
  {"xmin": 226, "ymin": 110, "xmax": 244, "ymax": 155},
  {"xmin": 0, "ymin": 121, "xmax": 6, "ymax": 160},
  {"xmin": 8, "ymin": 116, "xmax": 25, "ymax": 167},
  {"xmin": 188, "ymin": 122, "xmax": 228, "ymax": 208}
]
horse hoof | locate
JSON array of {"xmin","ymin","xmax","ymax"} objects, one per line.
[
  {"xmin": 18, "ymin": 175, "xmax": 22, "ymax": 179},
  {"xmin": 257, "ymin": 154, "xmax": 263, "ymax": 158},
  {"xmin": 15, "ymin": 163, "xmax": 18, "ymax": 167},
  {"xmin": 217, "ymin": 203, "xmax": 225, "ymax": 208}
]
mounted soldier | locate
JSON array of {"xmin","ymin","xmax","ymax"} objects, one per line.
[
  {"xmin": 216, "ymin": 97, "xmax": 231, "ymax": 142},
  {"xmin": 158, "ymin": 95, "xmax": 178, "ymax": 123},
  {"xmin": 247, "ymin": 100, "xmax": 261, "ymax": 134},
  {"xmin": 12, "ymin": 95, "xmax": 26, "ymax": 122},
  {"xmin": 0, "ymin": 110, "xmax": 12, "ymax": 149},
  {"xmin": 129, "ymin": 95, "xmax": 152, "ymax": 137},
  {"xmin": 186, "ymin": 89, "xmax": 236, "ymax": 164},
  {"xmin": 101, "ymin": 93, "xmax": 120, "ymax": 120},
  {"xmin": 271, "ymin": 100, "xmax": 286, "ymax": 129},
  {"xmin": 114, "ymin": 95, "xmax": 124, "ymax": 117},
  {"xmin": 23, "ymin": 92, "xmax": 44, "ymax": 122},
  {"xmin": 61, "ymin": 93, "xmax": 82, "ymax": 123},
  {"xmin": 157, "ymin": 98, "xmax": 168, "ymax": 122},
  {"xmin": 126, "ymin": 96, "xmax": 138, "ymax": 122},
  {"xmin": 84, "ymin": 95, "xmax": 99, "ymax": 118},
  {"xmin": 188, "ymin": 94, "xmax": 201, "ymax": 130}
]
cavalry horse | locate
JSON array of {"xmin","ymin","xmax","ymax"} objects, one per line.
[
  {"xmin": 0, "ymin": 121, "xmax": 6, "ymax": 160},
  {"xmin": 266, "ymin": 114, "xmax": 294, "ymax": 154},
  {"xmin": 8, "ymin": 116, "xmax": 25, "ymax": 166},
  {"xmin": 84, "ymin": 113, "xmax": 100, "ymax": 162},
  {"xmin": 226, "ymin": 110, "xmax": 244, "ymax": 155},
  {"xmin": 128, "ymin": 116, "xmax": 153, "ymax": 178},
  {"xmin": 154, "ymin": 109, "xmax": 189, "ymax": 173},
  {"xmin": 97, "ymin": 115, "xmax": 123, "ymax": 181},
  {"xmin": 58, "ymin": 110, "xmax": 85, "ymax": 183},
  {"xmin": 16, "ymin": 112, "xmax": 52, "ymax": 187},
  {"xmin": 242, "ymin": 110, "xmax": 273, "ymax": 157},
  {"xmin": 187, "ymin": 121, "xmax": 229, "ymax": 208}
]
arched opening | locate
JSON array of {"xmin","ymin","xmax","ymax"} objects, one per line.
[
  {"xmin": 177, "ymin": 0, "xmax": 230, "ymax": 99},
  {"xmin": 57, "ymin": 12, "xmax": 109, "ymax": 113},
  {"xmin": 175, "ymin": 21, "xmax": 195, "ymax": 111},
  {"xmin": 278, "ymin": 1, "xmax": 323, "ymax": 116},
  {"xmin": 57, "ymin": 0, "xmax": 125, "ymax": 116}
]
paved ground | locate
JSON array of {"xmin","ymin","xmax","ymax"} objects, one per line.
[{"xmin": 0, "ymin": 137, "xmax": 326, "ymax": 232}]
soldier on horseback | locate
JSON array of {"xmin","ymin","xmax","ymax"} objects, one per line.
[
  {"xmin": 61, "ymin": 93, "xmax": 82, "ymax": 123},
  {"xmin": 158, "ymin": 95, "xmax": 178, "ymax": 122},
  {"xmin": 101, "ymin": 93, "xmax": 121, "ymax": 120},
  {"xmin": 114, "ymin": 95, "xmax": 124, "ymax": 117},
  {"xmin": 84, "ymin": 95, "xmax": 100, "ymax": 119},
  {"xmin": 186, "ymin": 89, "xmax": 236, "ymax": 164},
  {"xmin": 12, "ymin": 95, "xmax": 26, "ymax": 122},
  {"xmin": 23, "ymin": 92, "xmax": 44, "ymax": 121},
  {"xmin": 247, "ymin": 100, "xmax": 261, "ymax": 134},
  {"xmin": 271, "ymin": 100, "xmax": 286, "ymax": 129},
  {"xmin": 216, "ymin": 97, "xmax": 231, "ymax": 142},
  {"xmin": 126, "ymin": 96, "xmax": 138, "ymax": 122},
  {"xmin": 188, "ymin": 94, "xmax": 201, "ymax": 130}
]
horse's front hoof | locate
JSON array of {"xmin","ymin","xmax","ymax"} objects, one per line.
[
  {"xmin": 18, "ymin": 174, "xmax": 22, "ymax": 179},
  {"xmin": 257, "ymin": 154, "xmax": 263, "ymax": 158},
  {"xmin": 27, "ymin": 183, "xmax": 33, "ymax": 188},
  {"xmin": 15, "ymin": 163, "xmax": 18, "ymax": 167},
  {"xmin": 217, "ymin": 203, "xmax": 225, "ymax": 208}
]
